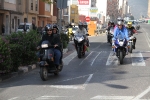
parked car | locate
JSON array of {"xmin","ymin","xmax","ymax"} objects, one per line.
[{"xmin": 17, "ymin": 23, "xmax": 32, "ymax": 33}]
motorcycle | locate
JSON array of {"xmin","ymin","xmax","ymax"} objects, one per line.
[
  {"xmin": 74, "ymin": 34, "xmax": 88, "ymax": 58},
  {"xmin": 113, "ymin": 37, "xmax": 127, "ymax": 64},
  {"xmin": 128, "ymin": 30, "xmax": 134, "ymax": 53},
  {"xmin": 39, "ymin": 40, "xmax": 63, "ymax": 81},
  {"xmin": 108, "ymin": 27, "xmax": 114, "ymax": 45}
]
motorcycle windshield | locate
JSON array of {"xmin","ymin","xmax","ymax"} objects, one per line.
[
  {"xmin": 117, "ymin": 33, "xmax": 125, "ymax": 40},
  {"xmin": 110, "ymin": 28, "xmax": 114, "ymax": 34}
]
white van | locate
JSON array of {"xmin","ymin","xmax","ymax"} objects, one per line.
[{"xmin": 16, "ymin": 23, "xmax": 32, "ymax": 33}]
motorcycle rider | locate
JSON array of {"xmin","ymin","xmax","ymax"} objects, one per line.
[
  {"xmin": 106, "ymin": 21, "xmax": 115, "ymax": 43},
  {"xmin": 112, "ymin": 19, "xmax": 129, "ymax": 55},
  {"xmin": 83, "ymin": 22, "xmax": 88, "ymax": 32},
  {"xmin": 126, "ymin": 21, "xmax": 137, "ymax": 49},
  {"xmin": 74, "ymin": 22, "xmax": 90, "ymax": 48},
  {"xmin": 37, "ymin": 24, "xmax": 62, "ymax": 70}
]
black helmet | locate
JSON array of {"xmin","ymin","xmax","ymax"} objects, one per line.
[
  {"xmin": 45, "ymin": 24, "xmax": 53, "ymax": 31},
  {"xmin": 53, "ymin": 24, "xmax": 58, "ymax": 30}
]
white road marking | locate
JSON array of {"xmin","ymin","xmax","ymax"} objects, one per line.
[
  {"xmin": 142, "ymin": 28, "xmax": 150, "ymax": 48},
  {"xmin": 131, "ymin": 51, "xmax": 146, "ymax": 66},
  {"xmin": 79, "ymin": 51, "xmax": 93, "ymax": 65},
  {"xmin": 8, "ymin": 97, "xmax": 19, "ymax": 100},
  {"xmin": 132, "ymin": 86, "xmax": 150, "ymax": 100},
  {"xmin": 50, "ymin": 85, "xmax": 83, "ymax": 89},
  {"xmin": 53, "ymin": 74, "xmax": 90, "ymax": 84},
  {"xmin": 82, "ymin": 74, "xmax": 93, "ymax": 90},
  {"xmin": 90, "ymin": 95, "xmax": 134, "ymax": 100},
  {"xmin": 91, "ymin": 52, "xmax": 101, "ymax": 66},
  {"xmin": 106, "ymin": 52, "xmax": 118, "ymax": 66},
  {"xmin": 36, "ymin": 95, "xmax": 73, "ymax": 99},
  {"xmin": 63, "ymin": 51, "xmax": 77, "ymax": 65},
  {"xmin": 49, "ymin": 74, "xmax": 93, "ymax": 90}
]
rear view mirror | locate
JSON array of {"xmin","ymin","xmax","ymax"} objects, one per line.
[{"xmin": 86, "ymin": 34, "xmax": 89, "ymax": 36}]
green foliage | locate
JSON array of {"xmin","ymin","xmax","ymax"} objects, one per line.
[
  {"xmin": 60, "ymin": 33, "xmax": 69, "ymax": 48},
  {"xmin": 6, "ymin": 30, "xmax": 41, "ymax": 71},
  {"xmin": 0, "ymin": 37, "xmax": 11, "ymax": 73}
]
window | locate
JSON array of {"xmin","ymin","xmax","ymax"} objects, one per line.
[
  {"xmin": 45, "ymin": 3, "xmax": 50, "ymax": 12},
  {"xmin": 12, "ymin": 19, "xmax": 14, "ymax": 29},
  {"xmin": 31, "ymin": 0, "xmax": 33, "ymax": 10},
  {"xmin": 72, "ymin": 19, "xmax": 74, "ymax": 23},
  {"xmin": 18, "ymin": 19, "xmax": 20, "ymax": 26},
  {"xmin": 18, "ymin": 0, "xmax": 21, "ymax": 4},
  {"xmin": 35, "ymin": 0, "xmax": 38, "ymax": 11},
  {"xmin": 41, "ymin": 21, "xmax": 44, "ymax": 27}
]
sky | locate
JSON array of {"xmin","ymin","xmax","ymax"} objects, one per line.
[{"xmin": 127, "ymin": 0, "xmax": 148, "ymax": 19}]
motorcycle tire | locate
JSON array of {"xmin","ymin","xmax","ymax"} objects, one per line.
[
  {"xmin": 129, "ymin": 42, "xmax": 133, "ymax": 53},
  {"xmin": 78, "ymin": 48, "xmax": 82, "ymax": 58},
  {"xmin": 40, "ymin": 67, "xmax": 48, "ymax": 81},
  {"xmin": 119, "ymin": 51, "xmax": 123, "ymax": 64}
]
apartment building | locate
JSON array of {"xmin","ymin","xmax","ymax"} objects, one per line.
[
  {"xmin": 70, "ymin": 4, "xmax": 79, "ymax": 25},
  {"xmin": 0, "ymin": 0, "xmax": 23, "ymax": 34},
  {"xmin": 23, "ymin": 0, "xmax": 39, "ymax": 26},
  {"xmin": 107, "ymin": 0, "xmax": 119, "ymax": 22}
]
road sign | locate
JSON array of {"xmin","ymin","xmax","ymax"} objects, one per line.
[
  {"xmin": 57, "ymin": 0, "xmax": 67, "ymax": 9},
  {"xmin": 86, "ymin": 16, "xmax": 90, "ymax": 22}
]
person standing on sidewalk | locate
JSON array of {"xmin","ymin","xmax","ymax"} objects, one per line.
[
  {"xmin": 23, "ymin": 22, "xmax": 27, "ymax": 33},
  {"xmin": 32, "ymin": 19, "xmax": 37, "ymax": 31}
]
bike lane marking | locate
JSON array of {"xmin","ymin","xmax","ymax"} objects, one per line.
[
  {"xmin": 131, "ymin": 51, "xmax": 146, "ymax": 66},
  {"xmin": 63, "ymin": 51, "xmax": 77, "ymax": 65},
  {"xmin": 132, "ymin": 86, "xmax": 150, "ymax": 100},
  {"xmin": 49, "ymin": 74, "xmax": 93, "ymax": 90},
  {"xmin": 106, "ymin": 52, "xmax": 118, "ymax": 66}
]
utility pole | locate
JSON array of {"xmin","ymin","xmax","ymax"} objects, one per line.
[
  {"xmin": 68, "ymin": 0, "xmax": 72, "ymax": 24},
  {"xmin": 58, "ymin": 0, "xmax": 64, "ymax": 34}
]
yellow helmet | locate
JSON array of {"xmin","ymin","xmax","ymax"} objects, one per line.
[{"xmin": 127, "ymin": 21, "xmax": 132, "ymax": 28}]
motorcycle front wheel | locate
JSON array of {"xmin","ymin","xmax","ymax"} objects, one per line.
[
  {"xmin": 119, "ymin": 51, "xmax": 123, "ymax": 64},
  {"xmin": 40, "ymin": 66, "xmax": 48, "ymax": 81},
  {"xmin": 77, "ymin": 47, "xmax": 82, "ymax": 58},
  {"xmin": 129, "ymin": 42, "xmax": 133, "ymax": 53}
]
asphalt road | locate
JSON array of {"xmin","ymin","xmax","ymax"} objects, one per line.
[{"xmin": 0, "ymin": 24, "xmax": 150, "ymax": 100}]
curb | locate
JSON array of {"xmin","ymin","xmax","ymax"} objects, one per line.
[
  {"xmin": 0, "ymin": 64, "xmax": 37, "ymax": 83},
  {"xmin": 0, "ymin": 48, "xmax": 68, "ymax": 82}
]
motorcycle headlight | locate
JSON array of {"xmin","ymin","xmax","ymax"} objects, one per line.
[
  {"xmin": 41, "ymin": 44, "xmax": 48, "ymax": 48},
  {"xmin": 119, "ymin": 41, "xmax": 124, "ymax": 46}
]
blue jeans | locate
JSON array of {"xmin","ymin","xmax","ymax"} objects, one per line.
[{"xmin": 36, "ymin": 48, "xmax": 61, "ymax": 65}]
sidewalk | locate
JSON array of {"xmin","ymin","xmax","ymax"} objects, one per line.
[{"xmin": 0, "ymin": 48, "xmax": 68, "ymax": 82}]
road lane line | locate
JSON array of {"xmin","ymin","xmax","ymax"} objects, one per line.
[
  {"xmin": 36, "ymin": 95, "xmax": 73, "ymax": 99},
  {"xmin": 63, "ymin": 51, "xmax": 77, "ymax": 65},
  {"xmin": 90, "ymin": 95, "xmax": 134, "ymax": 99},
  {"xmin": 8, "ymin": 97, "xmax": 19, "ymax": 100},
  {"xmin": 53, "ymin": 74, "xmax": 91, "ymax": 83},
  {"xmin": 131, "ymin": 51, "xmax": 146, "ymax": 66},
  {"xmin": 49, "ymin": 85, "xmax": 83, "ymax": 89},
  {"xmin": 106, "ymin": 52, "xmax": 118, "ymax": 66},
  {"xmin": 91, "ymin": 52, "xmax": 101, "ymax": 66},
  {"xmin": 82, "ymin": 74, "xmax": 93, "ymax": 90},
  {"xmin": 132, "ymin": 86, "xmax": 150, "ymax": 100},
  {"xmin": 79, "ymin": 51, "xmax": 93, "ymax": 65}
]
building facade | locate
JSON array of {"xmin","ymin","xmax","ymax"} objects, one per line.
[
  {"xmin": 23, "ymin": 0, "xmax": 39, "ymax": 26},
  {"xmin": 70, "ymin": 4, "xmax": 79, "ymax": 25},
  {"xmin": 107, "ymin": 0, "xmax": 119, "ymax": 22},
  {"xmin": 0, "ymin": 0, "xmax": 24, "ymax": 34}
]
